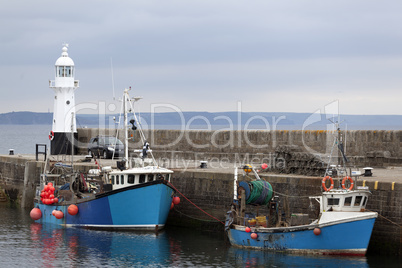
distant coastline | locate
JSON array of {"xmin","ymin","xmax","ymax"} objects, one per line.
[{"xmin": 1, "ymin": 111, "xmax": 402, "ymax": 130}]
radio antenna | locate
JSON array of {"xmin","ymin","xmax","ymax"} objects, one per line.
[{"xmin": 111, "ymin": 57, "xmax": 116, "ymax": 100}]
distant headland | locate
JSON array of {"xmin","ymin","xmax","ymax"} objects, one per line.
[{"xmin": 1, "ymin": 111, "xmax": 401, "ymax": 130}]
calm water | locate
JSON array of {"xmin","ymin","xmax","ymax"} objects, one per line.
[
  {"xmin": 0, "ymin": 124, "xmax": 51, "ymax": 155},
  {"xmin": 1, "ymin": 204, "xmax": 399, "ymax": 267}
]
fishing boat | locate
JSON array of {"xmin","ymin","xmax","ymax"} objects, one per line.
[
  {"xmin": 225, "ymin": 125, "xmax": 378, "ymax": 256},
  {"xmin": 30, "ymin": 88, "xmax": 177, "ymax": 231}
]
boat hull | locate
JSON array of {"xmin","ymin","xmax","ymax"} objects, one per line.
[
  {"xmin": 227, "ymin": 214, "xmax": 377, "ymax": 256},
  {"xmin": 34, "ymin": 181, "xmax": 174, "ymax": 230}
]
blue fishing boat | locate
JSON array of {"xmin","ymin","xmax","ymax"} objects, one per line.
[
  {"xmin": 225, "ymin": 124, "xmax": 377, "ymax": 256},
  {"xmin": 30, "ymin": 88, "xmax": 176, "ymax": 231}
]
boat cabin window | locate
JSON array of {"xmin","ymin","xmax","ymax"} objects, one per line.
[
  {"xmin": 362, "ymin": 196, "xmax": 367, "ymax": 206},
  {"xmin": 148, "ymin": 174, "xmax": 154, "ymax": 182},
  {"xmin": 157, "ymin": 173, "xmax": 169, "ymax": 180},
  {"xmin": 354, "ymin": 196, "xmax": 363, "ymax": 206},
  {"xmin": 139, "ymin": 174, "xmax": 146, "ymax": 183},
  {"xmin": 116, "ymin": 175, "xmax": 119, "ymax": 185},
  {"xmin": 128, "ymin": 174, "xmax": 135, "ymax": 184},
  {"xmin": 110, "ymin": 175, "xmax": 115, "ymax": 185},
  {"xmin": 344, "ymin": 197, "xmax": 352, "ymax": 206},
  {"xmin": 120, "ymin": 175, "xmax": 124, "ymax": 184},
  {"xmin": 327, "ymin": 198, "xmax": 339, "ymax": 206}
]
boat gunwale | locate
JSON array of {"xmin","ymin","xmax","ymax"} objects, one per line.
[{"xmin": 230, "ymin": 211, "xmax": 378, "ymax": 233}]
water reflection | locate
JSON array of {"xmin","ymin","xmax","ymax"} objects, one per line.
[
  {"xmin": 29, "ymin": 223, "xmax": 176, "ymax": 267},
  {"xmin": 227, "ymin": 247, "xmax": 369, "ymax": 267},
  {"xmin": 0, "ymin": 206, "xmax": 400, "ymax": 267}
]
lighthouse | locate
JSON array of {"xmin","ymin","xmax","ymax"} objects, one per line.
[{"xmin": 49, "ymin": 44, "xmax": 79, "ymax": 155}]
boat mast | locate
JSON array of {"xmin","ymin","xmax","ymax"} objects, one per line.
[{"xmin": 124, "ymin": 88, "xmax": 129, "ymax": 169}]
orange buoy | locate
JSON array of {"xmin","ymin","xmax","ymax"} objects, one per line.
[
  {"xmin": 30, "ymin": 208, "xmax": 42, "ymax": 221},
  {"xmin": 173, "ymin": 196, "xmax": 180, "ymax": 205},
  {"xmin": 243, "ymin": 164, "xmax": 252, "ymax": 173},
  {"xmin": 245, "ymin": 227, "xmax": 251, "ymax": 233},
  {"xmin": 313, "ymin": 228, "xmax": 321, "ymax": 235},
  {"xmin": 52, "ymin": 210, "xmax": 57, "ymax": 216},
  {"xmin": 68, "ymin": 204, "xmax": 79, "ymax": 216},
  {"xmin": 250, "ymin": 232, "xmax": 258, "ymax": 239},
  {"xmin": 170, "ymin": 202, "xmax": 174, "ymax": 210},
  {"xmin": 54, "ymin": 210, "xmax": 64, "ymax": 219}
]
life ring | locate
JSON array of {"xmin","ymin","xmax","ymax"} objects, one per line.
[
  {"xmin": 49, "ymin": 131, "xmax": 54, "ymax": 141},
  {"xmin": 342, "ymin": 176, "xmax": 354, "ymax": 190},
  {"xmin": 322, "ymin": 176, "xmax": 334, "ymax": 191}
]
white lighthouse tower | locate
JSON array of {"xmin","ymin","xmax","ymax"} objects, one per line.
[{"xmin": 49, "ymin": 44, "xmax": 79, "ymax": 155}]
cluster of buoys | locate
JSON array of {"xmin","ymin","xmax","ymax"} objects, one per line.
[
  {"xmin": 170, "ymin": 196, "xmax": 180, "ymax": 210},
  {"xmin": 40, "ymin": 182, "xmax": 58, "ymax": 205}
]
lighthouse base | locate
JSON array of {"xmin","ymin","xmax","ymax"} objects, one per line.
[{"xmin": 50, "ymin": 132, "xmax": 78, "ymax": 155}]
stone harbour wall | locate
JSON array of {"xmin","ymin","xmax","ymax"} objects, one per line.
[{"xmin": 77, "ymin": 129, "xmax": 402, "ymax": 167}]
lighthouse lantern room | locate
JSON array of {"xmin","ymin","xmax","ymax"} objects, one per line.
[{"xmin": 49, "ymin": 44, "xmax": 79, "ymax": 155}]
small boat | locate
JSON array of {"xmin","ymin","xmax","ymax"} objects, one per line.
[
  {"xmin": 30, "ymin": 88, "xmax": 176, "ymax": 231},
  {"xmin": 225, "ymin": 125, "xmax": 377, "ymax": 256}
]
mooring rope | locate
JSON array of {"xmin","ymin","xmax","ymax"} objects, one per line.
[
  {"xmin": 173, "ymin": 207, "xmax": 222, "ymax": 223},
  {"xmin": 366, "ymin": 209, "xmax": 401, "ymax": 227},
  {"xmin": 167, "ymin": 181, "xmax": 225, "ymax": 225}
]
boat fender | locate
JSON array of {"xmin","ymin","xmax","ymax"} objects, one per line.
[
  {"xmin": 322, "ymin": 176, "xmax": 334, "ymax": 191},
  {"xmin": 341, "ymin": 176, "xmax": 354, "ymax": 191},
  {"xmin": 313, "ymin": 228, "xmax": 321, "ymax": 235},
  {"xmin": 68, "ymin": 204, "xmax": 79, "ymax": 216},
  {"xmin": 30, "ymin": 208, "xmax": 42, "ymax": 221},
  {"xmin": 173, "ymin": 196, "xmax": 180, "ymax": 205},
  {"xmin": 54, "ymin": 210, "xmax": 64, "ymax": 219},
  {"xmin": 250, "ymin": 233, "xmax": 258, "ymax": 239}
]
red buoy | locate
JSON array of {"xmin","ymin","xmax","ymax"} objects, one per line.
[
  {"xmin": 53, "ymin": 197, "xmax": 58, "ymax": 203},
  {"xmin": 245, "ymin": 227, "xmax": 251, "ymax": 233},
  {"xmin": 68, "ymin": 204, "xmax": 79, "ymax": 216},
  {"xmin": 313, "ymin": 228, "xmax": 321, "ymax": 236},
  {"xmin": 54, "ymin": 210, "xmax": 64, "ymax": 219},
  {"xmin": 261, "ymin": 163, "xmax": 268, "ymax": 170},
  {"xmin": 173, "ymin": 196, "xmax": 180, "ymax": 205},
  {"xmin": 250, "ymin": 232, "xmax": 258, "ymax": 239},
  {"xmin": 170, "ymin": 202, "xmax": 174, "ymax": 210},
  {"xmin": 30, "ymin": 208, "xmax": 42, "ymax": 221},
  {"xmin": 52, "ymin": 210, "xmax": 57, "ymax": 216}
]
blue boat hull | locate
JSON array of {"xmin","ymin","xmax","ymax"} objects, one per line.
[
  {"xmin": 227, "ymin": 216, "xmax": 376, "ymax": 256},
  {"xmin": 34, "ymin": 180, "xmax": 174, "ymax": 230}
]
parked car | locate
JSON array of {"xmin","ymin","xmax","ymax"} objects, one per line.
[{"xmin": 87, "ymin": 135, "xmax": 124, "ymax": 159}]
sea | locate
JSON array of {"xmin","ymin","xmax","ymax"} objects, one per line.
[{"xmin": 0, "ymin": 125, "xmax": 400, "ymax": 267}]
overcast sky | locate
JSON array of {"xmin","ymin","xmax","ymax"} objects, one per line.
[{"xmin": 1, "ymin": 0, "xmax": 402, "ymax": 116}]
